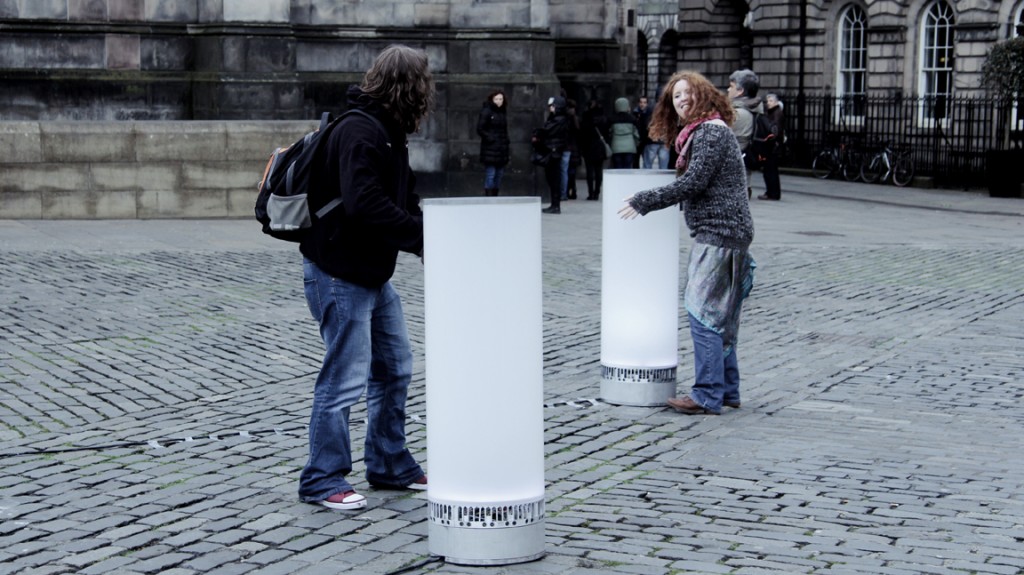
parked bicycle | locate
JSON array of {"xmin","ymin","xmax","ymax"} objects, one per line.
[
  {"xmin": 812, "ymin": 140, "xmax": 865, "ymax": 182},
  {"xmin": 860, "ymin": 141, "xmax": 915, "ymax": 187}
]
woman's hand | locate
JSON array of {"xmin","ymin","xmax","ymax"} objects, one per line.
[{"xmin": 618, "ymin": 195, "xmax": 640, "ymax": 220}]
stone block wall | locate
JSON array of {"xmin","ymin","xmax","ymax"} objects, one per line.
[
  {"xmin": 0, "ymin": 0, "xmax": 636, "ymax": 211},
  {"xmin": 0, "ymin": 120, "xmax": 314, "ymax": 219},
  {"xmin": 0, "ymin": 0, "xmax": 623, "ymax": 123},
  {"xmin": 0, "ymin": 113, "xmax": 570, "ymax": 219}
]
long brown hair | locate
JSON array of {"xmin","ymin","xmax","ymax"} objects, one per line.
[
  {"xmin": 361, "ymin": 45, "xmax": 435, "ymax": 133},
  {"xmin": 648, "ymin": 71, "xmax": 735, "ymax": 146}
]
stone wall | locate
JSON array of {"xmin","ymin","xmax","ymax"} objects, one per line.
[
  {"xmin": 0, "ymin": 120, "xmax": 320, "ymax": 219},
  {"xmin": 0, "ymin": 115, "xmax": 580, "ymax": 219},
  {"xmin": 745, "ymin": 0, "xmax": 1004, "ymax": 97},
  {"xmin": 639, "ymin": 0, "xmax": 1010, "ymax": 99},
  {"xmin": 0, "ymin": 1, "xmax": 636, "ymax": 212}
]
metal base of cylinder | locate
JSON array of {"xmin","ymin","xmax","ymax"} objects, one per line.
[
  {"xmin": 600, "ymin": 364, "xmax": 677, "ymax": 406},
  {"xmin": 428, "ymin": 520, "xmax": 545, "ymax": 566},
  {"xmin": 427, "ymin": 496, "xmax": 545, "ymax": 565}
]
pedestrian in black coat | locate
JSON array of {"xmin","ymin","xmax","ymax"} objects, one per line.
[
  {"xmin": 532, "ymin": 96, "xmax": 569, "ymax": 213},
  {"xmin": 579, "ymin": 99, "xmax": 610, "ymax": 200},
  {"xmin": 477, "ymin": 89, "xmax": 510, "ymax": 196}
]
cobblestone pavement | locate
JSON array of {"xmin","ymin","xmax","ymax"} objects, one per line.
[{"xmin": 1, "ymin": 175, "xmax": 1023, "ymax": 575}]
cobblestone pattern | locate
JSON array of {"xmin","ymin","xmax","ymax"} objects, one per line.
[{"xmin": 1, "ymin": 222, "xmax": 1023, "ymax": 574}]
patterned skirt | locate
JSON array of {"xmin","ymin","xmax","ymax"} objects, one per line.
[{"xmin": 683, "ymin": 243, "xmax": 756, "ymax": 351}]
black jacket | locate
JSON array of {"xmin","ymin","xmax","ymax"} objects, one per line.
[
  {"xmin": 477, "ymin": 100, "xmax": 510, "ymax": 167},
  {"xmin": 300, "ymin": 86, "xmax": 423, "ymax": 288},
  {"xmin": 634, "ymin": 106, "xmax": 653, "ymax": 147},
  {"xmin": 579, "ymin": 106, "xmax": 610, "ymax": 160},
  {"xmin": 534, "ymin": 97, "xmax": 569, "ymax": 155}
]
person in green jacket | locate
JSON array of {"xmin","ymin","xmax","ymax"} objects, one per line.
[{"xmin": 608, "ymin": 97, "xmax": 639, "ymax": 169}]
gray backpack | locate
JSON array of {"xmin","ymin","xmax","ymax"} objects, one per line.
[{"xmin": 254, "ymin": 109, "xmax": 383, "ymax": 242}]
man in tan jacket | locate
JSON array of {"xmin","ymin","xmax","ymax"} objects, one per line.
[{"xmin": 727, "ymin": 69, "xmax": 763, "ymax": 199}]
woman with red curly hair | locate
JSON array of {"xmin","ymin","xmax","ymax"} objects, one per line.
[{"xmin": 619, "ymin": 71, "xmax": 756, "ymax": 416}]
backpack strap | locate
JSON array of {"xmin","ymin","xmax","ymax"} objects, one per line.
[
  {"xmin": 280, "ymin": 111, "xmax": 335, "ymax": 198},
  {"xmin": 315, "ymin": 195, "xmax": 344, "ymax": 219},
  {"xmin": 318, "ymin": 111, "xmax": 332, "ymax": 131},
  {"xmin": 736, "ymin": 108, "xmax": 755, "ymax": 148}
]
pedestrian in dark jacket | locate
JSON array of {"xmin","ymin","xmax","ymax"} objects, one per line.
[
  {"xmin": 566, "ymin": 98, "xmax": 581, "ymax": 199},
  {"xmin": 579, "ymin": 99, "xmax": 609, "ymax": 200},
  {"xmin": 532, "ymin": 95, "xmax": 570, "ymax": 214},
  {"xmin": 759, "ymin": 92, "xmax": 785, "ymax": 200},
  {"xmin": 298, "ymin": 44, "xmax": 433, "ymax": 511},
  {"xmin": 477, "ymin": 89, "xmax": 510, "ymax": 196}
]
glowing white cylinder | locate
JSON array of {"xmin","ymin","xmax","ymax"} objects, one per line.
[
  {"xmin": 423, "ymin": 197, "xmax": 545, "ymax": 566},
  {"xmin": 601, "ymin": 170, "xmax": 680, "ymax": 406}
]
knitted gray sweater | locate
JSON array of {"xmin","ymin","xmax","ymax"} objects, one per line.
[{"xmin": 628, "ymin": 122, "xmax": 754, "ymax": 250}]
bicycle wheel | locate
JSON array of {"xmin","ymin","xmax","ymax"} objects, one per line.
[
  {"xmin": 892, "ymin": 152, "xmax": 915, "ymax": 187},
  {"xmin": 842, "ymin": 150, "xmax": 862, "ymax": 182},
  {"xmin": 812, "ymin": 150, "xmax": 838, "ymax": 179},
  {"xmin": 860, "ymin": 153, "xmax": 885, "ymax": 184}
]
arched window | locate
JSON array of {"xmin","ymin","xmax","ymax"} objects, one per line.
[
  {"xmin": 1015, "ymin": 3, "xmax": 1024, "ymax": 36},
  {"xmin": 656, "ymin": 29, "xmax": 678, "ymax": 100},
  {"xmin": 837, "ymin": 5, "xmax": 867, "ymax": 118},
  {"xmin": 919, "ymin": 1, "xmax": 954, "ymax": 123}
]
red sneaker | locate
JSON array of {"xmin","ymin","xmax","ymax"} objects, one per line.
[{"xmin": 320, "ymin": 490, "xmax": 366, "ymax": 510}]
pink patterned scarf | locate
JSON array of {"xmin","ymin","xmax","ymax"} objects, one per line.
[{"xmin": 674, "ymin": 112, "xmax": 722, "ymax": 172}]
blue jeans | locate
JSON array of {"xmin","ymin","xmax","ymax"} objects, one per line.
[
  {"xmin": 299, "ymin": 259, "xmax": 423, "ymax": 501},
  {"xmin": 687, "ymin": 312, "xmax": 740, "ymax": 414},
  {"xmin": 484, "ymin": 165, "xmax": 505, "ymax": 190},
  {"xmin": 559, "ymin": 151, "xmax": 571, "ymax": 199},
  {"xmin": 643, "ymin": 143, "xmax": 669, "ymax": 170}
]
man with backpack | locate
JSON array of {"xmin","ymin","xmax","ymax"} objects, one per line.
[
  {"xmin": 727, "ymin": 69, "xmax": 780, "ymax": 201},
  {"xmin": 296, "ymin": 45, "xmax": 432, "ymax": 511}
]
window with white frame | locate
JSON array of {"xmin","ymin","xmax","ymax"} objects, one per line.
[
  {"xmin": 837, "ymin": 5, "xmax": 867, "ymax": 120},
  {"xmin": 919, "ymin": 1, "xmax": 954, "ymax": 125},
  {"xmin": 1016, "ymin": 2, "xmax": 1024, "ymax": 36}
]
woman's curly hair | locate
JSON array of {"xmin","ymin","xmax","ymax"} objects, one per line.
[
  {"xmin": 648, "ymin": 71, "xmax": 735, "ymax": 147},
  {"xmin": 361, "ymin": 45, "xmax": 435, "ymax": 133}
]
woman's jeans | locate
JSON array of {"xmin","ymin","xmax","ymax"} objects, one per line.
[
  {"xmin": 559, "ymin": 150, "xmax": 571, "ymax": 199},
  {"xmin": 643, "ymin": 143, "xmax": 670, "ymax": 169},
  {"xmin": 299, "ymin": 259, "xmax": 423, "ymax": 501},
  {"xmin": 687, "ymin": 312, "xmax": 740, "ymax": 414},
  {"xmin": 484, "ymin": 165, "xmax": 505, "ymax": 190}
]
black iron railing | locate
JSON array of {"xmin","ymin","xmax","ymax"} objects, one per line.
[{"xmin": 777, "ymin": 94, "xmax": 1023, "ymax": 186}]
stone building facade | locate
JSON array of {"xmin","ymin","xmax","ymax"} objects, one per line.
[
  {"xmin": 0, "ymin": 0, "xmax": 642, "ymax": 198},
  {"xmin": 636, "ymin": 0, "xmax": 1023, "ymax": 102},
  {"xmin": 632, "ymin": 1, "xmax": 1022, "ymax": 187},
  {"xmin": 1, "ymin": 0, "xmax": 1021, "ymax": 212}
]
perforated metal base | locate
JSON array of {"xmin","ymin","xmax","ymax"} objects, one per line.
[
  {"xmin": 428, "ymin": 497, "xmax": 545, "ymax": 565},
  {"xmin": 600, "ymin": 364, "xmax": 677, "ymax": 406}
]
